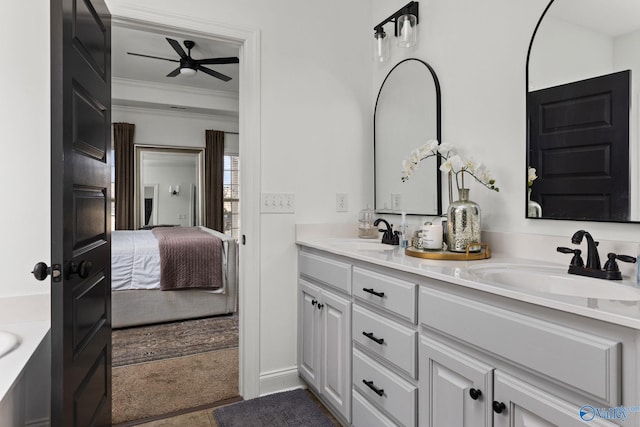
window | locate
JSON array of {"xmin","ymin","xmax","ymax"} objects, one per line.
[{"xmin": 223, "ymin": 154, "xmax": 240, "ymax": 239}]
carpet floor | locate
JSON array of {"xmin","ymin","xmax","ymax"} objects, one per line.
[
  {"xmin": 112, "ymin": 348, "xmax": 239, "ymax": 424},
  {"xmin": 112, "ymin": 315, "xmax": 240, "ymax": 424},
  {"xmin": 112, "ymin": 314, "xmax": 238, "ymax": 367}
]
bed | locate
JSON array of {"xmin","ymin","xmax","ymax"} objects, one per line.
[{"xmin": 111, "ymin": 226, "xmax": 238, "ymax": 328}]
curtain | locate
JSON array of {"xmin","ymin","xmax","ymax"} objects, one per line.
[
  {"xmin": 114, "ymin": 122, "xmax": 135, "ymax": 230},
  {"xmin": 205, "ymin": 130, "xmax": 225, "ymax": 232}
]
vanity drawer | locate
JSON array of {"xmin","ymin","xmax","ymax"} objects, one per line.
[
  {"xmin": 353, "ymin": 267, "xmax": 416, "ymax": 323},
  {"xmin": 353, "ymin": 348, "xmax": 417, "ymax": 427},
  {"xmin": 419, "ymin": 286, "xmax": 621, "ymax": 405},
  {"xmin": 352, "ymin": 389, "xmax": 397, "ymax": 427},
  {"xmin": 353, "ymin": 304, "xmax": 416, "ymax": 378},
  {"xmin": 299, "ymin": 251, "xmax": 351, "ymax": 294}
]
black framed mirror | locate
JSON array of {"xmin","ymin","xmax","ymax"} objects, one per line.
[
  {"xmin": 526, "ymin": 0, "xmax": 640, "ymax": 222},
  {"xmin": 374, "ymin": 58, "xmax": 442, "ymax": 215}
]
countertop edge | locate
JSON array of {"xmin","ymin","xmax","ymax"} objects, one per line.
[{"xmin": 296, "ymin": 238, "xmax": 640, "ymax": 330}]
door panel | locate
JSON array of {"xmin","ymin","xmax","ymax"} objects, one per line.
[
  {"xmin": 298, "ymin": 280, "xmax": 321, "ymax": 389},
  {"xmin": 321, "ymin": 290, "xmax": 351, "ymax": 421},
  {"xmin": 528, "ymin": 70, "xmax": 630, "ymax": 221},
  {"xmin": 51, "ymin": 0, "xmax": 112, "ymax": 425},
  {"xmin": 419, "ymin": 336, "xmax": 493, "ymax": 427}
]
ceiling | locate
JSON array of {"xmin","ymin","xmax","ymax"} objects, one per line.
[{"xmin": 112, "ymin": 25, "xmax": 240, "ymax": 105}]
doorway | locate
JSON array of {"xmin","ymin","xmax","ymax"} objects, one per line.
[{"xmin": 107, "ymin": 1, "xmax": 262, "ymax": 414}]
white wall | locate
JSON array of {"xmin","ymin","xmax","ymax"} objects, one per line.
[
  {"xmin": 0, "ymin": 1, "xmax": 51, "ymax": 297},
  {"xmin": 143, "ymin": 162, "xmax": 196, "ymax": 226},
  {"xmin": 112, "ymin": 106, "xmax": 239, "ymax": 148}
]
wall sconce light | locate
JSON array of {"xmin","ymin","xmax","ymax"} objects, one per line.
[
  {"xmin": 169, "ymin": 185, "xmax": 180, "ymax": 196},
  {"xmin": 373, "ymin": 1, "xmax": 419, "ymax": 62}
]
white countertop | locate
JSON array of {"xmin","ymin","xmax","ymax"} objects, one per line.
[
  {"xmin": 0, "ymin": 294, "xmax": 50, "ymax": 403},
  {"xmin": 296, "ymin": 225, "xmax": 640, "ymax": 330}
]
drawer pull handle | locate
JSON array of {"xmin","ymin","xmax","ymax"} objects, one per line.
[
  {"xmin": 492, "ymin": 401, "xmax": 506, "ymax": 414},
  {"xmin": 362, "ymin": 288, "xmax": 385, "ymax": 298},
  {"xmin": 362, "ymin": 331, "xmax": 385, "ymax": 345},
  {"xmin": 362, "ymin": 379, "xmax": 384, "ymax": 396},
  {"xmin": 469, "ymin": 388, "xmax": 482, "ymax": 400}
]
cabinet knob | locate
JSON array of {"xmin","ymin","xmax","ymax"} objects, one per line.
[
  {"xmin": 311, "ymin": 299, "xmax": 317, "ymax": 306},
  {"xmin": 492, "ymin": 401, "xmax": 506, "ymax": 414},
  {"xmin": 469, "ymin": 388, "xmax": 482, "ymax": 400},
  {"xmin": 317, "ymin": 303, "xmax": 324, "ymax": 310}
]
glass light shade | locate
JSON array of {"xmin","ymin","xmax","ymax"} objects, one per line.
[
  {"xmin": 397, "ymin": 14, "xmax": 417, "ymax": 48},
  {"xmin": 373, "ymin": 31, "xmax": 389, "ymax": 62},
  {"xmin": 180, "ymin": 67, "xmax": 197, "ymax": 76}
]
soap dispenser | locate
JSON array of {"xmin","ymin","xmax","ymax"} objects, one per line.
[{"xmin": 399, "ymin": 212, "xmax": 409, "ymax": 248}]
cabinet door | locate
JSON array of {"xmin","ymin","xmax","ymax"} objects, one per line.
[
  {"xmin": 299, "ymin": 280, "xmax": 321, "ymax": 389},
  {"xmin": 321, "ymin": 289, "xmax": 352, "ymax": 422},
  {"xmin": 419, "ymin": 336, "xmax": 493, "ymax": 427},
  {"xmin": 493, "ymin": 371, "xmax": 618, "ymax": 427}
]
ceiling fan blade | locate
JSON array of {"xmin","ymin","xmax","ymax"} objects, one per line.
[
  {"xmin": 197, "ymin": 57, "xmax": 240, "ymax": 65},
  {"xmin": 166, "ymin": 67, "xmax": 181, "ymax": 77},
  {"xmin": 197, "ymin": 65, "xmax": 232, "ymax": 81},
  {"xmin": 127, "ymin": 52, "xmax": 179, "ymax": 63},
  {"xmin": 166, "ymin": 38, "xmax": 188, "ymax": 58}
]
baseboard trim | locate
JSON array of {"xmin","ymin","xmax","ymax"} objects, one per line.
[{"xmin": 259, "ymin": 366, "xmax": 304, "ymax": 396}]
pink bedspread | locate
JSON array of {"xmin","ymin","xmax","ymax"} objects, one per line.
[{"xmin": 152, "ymin": 227, "xmax": 223, "ymax": 291}]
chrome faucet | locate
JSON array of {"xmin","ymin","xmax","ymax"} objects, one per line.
[
  {"xmin": 557, "ymin": 230, "xmax": 636, "ymax": 280},
  {"xmin": 571, "ymin": 230, "xmax": 601, "ymax": 270},
  {"xmin": 373, "ymin": 218, "xmax": 399, "ymax": 245}
]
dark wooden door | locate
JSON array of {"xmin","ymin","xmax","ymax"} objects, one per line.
[
  {"xmin": 51, "ymin": 0, "xmax": 112, "ymax": 425},
  {"xmin": 528, "ymin": 70, "xmax": 630, "ymax": 221}
]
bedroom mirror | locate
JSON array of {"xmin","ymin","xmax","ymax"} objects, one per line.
[
  {"xmin": 135, "ymin": 146, "xmax": 205, "ymax": 228},
  {"xmin": 375, "ymin": 58, "xmax": 442, "ymax": 215},
  {"xmin": 527, "ymin": 0, "xmax": 640, "ymax": 222}
]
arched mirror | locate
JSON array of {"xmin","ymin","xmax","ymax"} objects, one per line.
[
  {"xmin": 375, "ymin": 58, "xmax": 442, "ymax": 215},
  {"xmin": 527, "ymin": 0, "xmax": 640, "ymax": 222}
]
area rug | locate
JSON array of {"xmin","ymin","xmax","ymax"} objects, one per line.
[
  {"xmin": 112, "ymin": 348, "xmax": 239, "ymax": 424},
  {"xmin": 212, "ymin": 389, "xmax": 337, "ymax": 427},
  {"xmin": 112, "ymin": 314, "xmax": 238, "ymax": 367}
]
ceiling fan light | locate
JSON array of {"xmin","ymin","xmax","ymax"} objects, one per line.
[{"xmin": 180, "ymin": 67, "xmax": 197, "ymax": 76}]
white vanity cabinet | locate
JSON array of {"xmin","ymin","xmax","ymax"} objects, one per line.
[
  {"xmin": 297, "ymin": 240, "xmax": 640, "ymax": 427},
  {"xmin": 298, "ymin": 250, "xmax": 352, "ymax": 423},
  {"xmin": 419, "ymin": 285, "xmax": 623, "ymax": 427}
]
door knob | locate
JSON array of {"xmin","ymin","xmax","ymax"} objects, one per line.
[
  {"xmin": 67, "ymin": 260, "xmax": 92, "ymax": 279},
  {"xmin": 32, "ymin": 262, "xmax": 62, "ymax": 281}
]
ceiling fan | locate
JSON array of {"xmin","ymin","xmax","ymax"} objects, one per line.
[{"xmin": 127, "ymin": 38, "xmax": 239, "ymax": 81}]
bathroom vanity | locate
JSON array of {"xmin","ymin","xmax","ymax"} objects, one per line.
[{"xmin": 297, "ymin": 226, "xmax": 640, "ymax": 427}]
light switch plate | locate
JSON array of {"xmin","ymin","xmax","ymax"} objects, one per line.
[{"xmin": 261, "ymin": 193, "xmax": 295, "ymax": 213}]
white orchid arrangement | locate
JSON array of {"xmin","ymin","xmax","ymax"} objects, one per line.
[
  {"xmin": 401, "ymin": 139, "xmax": 499, "ymax": 192},
  {"xmin": 528, "ymin": 167, "xmax": 538, "ymax": 188}
]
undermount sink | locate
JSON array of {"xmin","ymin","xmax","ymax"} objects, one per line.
[
  {"xmin": 467, "ymin": 263, "xmax": 640, "ymax": 301},
  {"xmin": 329, "ymin": 239, "xmax": 396, "ymax": 252},
  {"xmin": 0, "ymin": 330, "xmax": 19, "ymax": 359}
]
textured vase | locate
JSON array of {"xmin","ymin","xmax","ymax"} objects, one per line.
[
  {"xmin": 447, "ymin": 189, "xmax": 481, "ymax": 252},
  {"xmin": 527, "ymin": 188, "xmax": 542, "ymax": 218}
]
